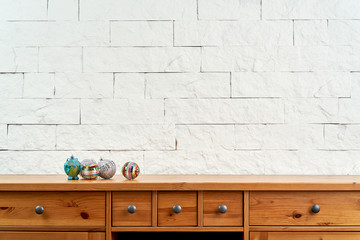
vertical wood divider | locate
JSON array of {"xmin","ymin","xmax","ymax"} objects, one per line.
[
  {"xmin": 244, "ymin": 191, "xmax": 250, "ymax": 240},
  {"xmin": 152, "ymin": 191, "xmax": 158, "ymax": 227},
  {"xmin": 198, "ymin": 191, "xmax": 203, "ymax": 227},
  {"xmin": 106, "ymin": 191, "xmax": 112, "ymax": 240}
]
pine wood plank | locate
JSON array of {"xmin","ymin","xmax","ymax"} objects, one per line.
[
  {"xmin": 157, "ymin": 191, "xmax": 197, "ymax": 227},
  {"xmin": 1, "ymin": 175, "xmax": 360, "ymax": 191},
  {"xmin": 0, "ymin": 192, "xmax": 105, "ymax": 226},
  {"xmin": 111, "ymin": 226, "xmax": 244, "ymax": 232},
  {"xmin": 250, "ymin": 191, "xmax": 360, "ymax": 226},
  {"xmin": 243, "ymin": 191, "xmax": 250, "ymax": 240},
  {"xmin": 251, "ymin": 232, "xmax": 360, "ymax": 240},
  {"xmin": 203, "ymin": 191, "xmax": 243, "ymax": 227},
  {"xmin": 112, "ymin": 191, "xmax": 152, "ymax": 227},
  {"xmin": 0, "ymin": 232, "xmax": 105, "ymax": 240}
]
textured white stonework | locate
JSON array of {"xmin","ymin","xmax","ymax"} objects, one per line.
[
  {"xmin": 232, "ymin": 72, "xmax": 351, "ymax": 98},
  {"xmin": 198, "ymin": 0, "xmax": 260, "ymax": 20},
  {"xmin": 83, "ymin": 47, "xmax": 201, "ymax": 72},
  {"xmin": 165, "ymin": 99, "xmax": 284, "ymax": 124},
  {"xmin": 0, "ymin": 22, "xmax": 109, "ymax": 46},
  {"xmin": 0, "ymin": 0, "xmax": 47, "ymax": 20},
  {"xmin": 0, "ymin": 125, "xmax": 7, "ymax": 150},
  {"xmin": 285, "ymin": 98, "xmax": 339, "ymax": 123},
  {"xmin": 352, "ymin": 73, "xmax": 360, "ymax": 98},
  {"xmin": 0, "ymin": 0, "xmax": 359, "ymax": 175},
  {"xmin": 111, "ymin": 21, "xmax": 173, "ymax": 47},
  {"xmin": 23, "ymin": 73, "xmax": 55, "ymax": 98},
  {"xmin": 80, "ymin": 0, "xmax": 197, "ymax": 20},
  {"xmin": 8, "ymin": 125, "xmax": 57, "ymax": 150},
  {"xmin": 174, "ymin": 21, "xmax": 292, "ymax": 46},
  {"xmin": 339, "ymin": 99, "xmax": 360, "ymax": 123},
  {"xmin": 176, "ymin": 125, "xmax": 235, "ymax": 150},
  {"xmin": 235, "ymin": 124, "xmax": 324, "ymax": 150},
  {"xmin": 0, "ymin": 74, "xmax": 23, "ymax": 98},
  {"xmin": 114, "ymin": 73, "xmax": 145, "ymax": 99},
  {"xmin": 0, "ymin": 99, "xmax": 79, "ymax": 124},
  {"xmin": 0, "ymin": 47, "xmax": 38, "ymax": 72},
  {"xmin": 56, "ymin": 124, "xmax": 175, "ymax": 151},
  {"xmin": 263, "ymin": 0, "xmax": 360, "ymax": 20},
  {"xmin": 294, "ymin": 20, "xmax": 329, "ymax": 46},
  {"xmin": 54, "ymin": 73, "xmax": 113, "ymax": 98},
  {"xmin": 146, "ymin": 73, "xmax": 230, "ymax": 99},
  {"xmin": 81, "ymin": 99, "xmax": 164, "ymax": 124},
  {"xmin": 39, "ymin": 47, "xmax": 82, "ymax": 72},
  {"xmin": 48, "ymin": 0, "xmax": 78, "ymax": 20}
]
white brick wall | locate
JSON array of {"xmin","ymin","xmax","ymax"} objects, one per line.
[{"xmin": 0, "ymin": 0, "xmax": 359, "ymax": 175}]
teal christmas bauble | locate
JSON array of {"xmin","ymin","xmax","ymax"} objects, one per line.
[{"xmin": 64, "ymin": 155, "xmax": 81, "ymax": 180}]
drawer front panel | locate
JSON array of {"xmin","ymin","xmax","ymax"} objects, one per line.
[
  {"xmin": 250, "ymin": 191, "xmax": 360, "ymax": 226},
  {"xmin": 0, "ymin": 192, "xmax": 105, "ymax": 226},
  {"xmin": 250, "ymin": 232, "xmax": 360, "ymax": 240},
  {"xmin": 203, "ymin": 191, "xmax": 243, "ymax": 227},
  {"xmin": 112, "ymin": 191, "xmax": 152, "ymax": 226},
  {"xmin": 0, "ymin": 232, "xmax": 105, "ymax": 240},
  {"xmin": 157, "ymin": 191, "xmax": 197, "ymax": 227}
]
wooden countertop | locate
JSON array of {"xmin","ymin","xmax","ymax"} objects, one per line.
[{"xmin": 1, "ymin": 174, "xmax": 360, "ymax": 191}]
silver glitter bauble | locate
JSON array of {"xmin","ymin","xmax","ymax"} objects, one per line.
[{"xmin": 98, "ymin": 158, "xmax": 116, "ymax": 179}]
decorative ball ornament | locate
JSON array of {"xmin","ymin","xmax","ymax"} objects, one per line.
[
  {"xmin": 98, "ymin": 158, "xmax": 116, "ymax": 179},
  {"xmin": 64, "ymin": 155, "xmax": 81, "ymax": 180},
  {"xmin": 80, "ymin": 159, "xmax": 99, "ymax": 180},
  {"xmin": 122, "ymin": 162, "xmax": 140, "ymax": 180}
]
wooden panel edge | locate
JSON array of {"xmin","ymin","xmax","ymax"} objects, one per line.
[
  {"xmin": 244, "ymin": 191, "xmax": 250, "ymax": 240},
  {"xmin": 249, "ymin": 226, "xmax": 360, "ymax": 232},
  {"xmin": 89, "ymin": 232, "xmax": 106, "ymax": 240},
  {"xmin": 106, "ymin": 191, "xmax": 112, "ymax": 240},
  {"xmin": 111, "ymin": 226, "xmax": 244, "ymax": 232},
  {"xmin": 152, "ymin": 191, "xmax": 157, "ymax": 227},
  {"xmin": 0, "ymin": 226, "xmax": 106, "ymax": 232},
  {"xmin": 250, "ymin": 232, "xmax": 268, "ymax": 240},
  {"xmin": 198, "ymin": 191, "xmax": 203, "ymax": 227}
]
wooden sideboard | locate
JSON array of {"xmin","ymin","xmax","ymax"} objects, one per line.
[{"xmin": 2, "ymin": 175, "xmax": 360, "ymax": 240}]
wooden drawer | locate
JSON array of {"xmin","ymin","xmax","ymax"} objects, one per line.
[
  {"xmin": 112, "ymin": 191, "xmax": 152, "ymax": 226},
  {"xmin": 250, "ymin": 191, "xmax": 360, "ymax": 226},
  {"xmin": 250, "ymin": 232, "xmax": 360, "ymax": 240},
  {"xmin": 157, "ymin": 191, "xmax": 197, "ymax": 227},
  {"xmin": 203, "ymin": 191, "xmax": 243, "ymax": 227},
  {"xmin": 0, "ymin": 232, "xmax": 105, "ymax": 240},
  {"xmin": 0, "ymin": 192, "xmax": 105, "ymax": 227}
]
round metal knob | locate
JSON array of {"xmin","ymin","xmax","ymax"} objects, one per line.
[
  {"xmin": 35, "ymin": 206, "xmax": 44, "ymax": 215},
  {"xmin": 172, "ymin": 204, "xmax": 182, "ymax": 214},
  {"xmin": 311, "ymin": 204, "xmax": 320, "ymax": 213},
  {"xmin": 218, "ymin": 204, "xmax": 228, "ymax": 213},
  {"xmin": 127, "ymin": 205, "xmax": 136, "ymax": 214}
]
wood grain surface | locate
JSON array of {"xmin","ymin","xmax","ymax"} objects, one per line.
[
  {"xmin": 0, "ymin": 192, "xmax": 105, "ymax": 226},
  {"xmin": 250, "ymin": 232, "xmax": 360, "ymax": 240},
  {"xmin": 1, "ymin": 175, "xmax": 360, "ymax": 191},
  {"xmin": 157, "ymin": 191, "xmax": 197, "ymax": 227},
  {"xmin": 250, "ymin": 191, "xmax": 360, "ymax": 226},
  {"xmin": 203, "ymin": 191, "xmax": 243, "ymax": 226},
  {"xmin": 0, "ymin": 232, "xmax": 105, "ymax": 240},
  {"xmin": 112, "ymin": 191, "xmax": 152, "ymax": 226}
]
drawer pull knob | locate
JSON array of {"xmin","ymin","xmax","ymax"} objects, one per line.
[
  {"xmin": 173, "ymin": 204, "xmax": 182, "ymax": 214},
  {"xmin": 127, "ymin": 205, "xmax": 136, "ymax": 214},
  {"xmin": 35, "ymin": 206, "xmax": 44, "ymax": 215},
  {"xmin": 218, "ymin": 204, "xmax": 228, "ymax": 213},
  {"xmin": 311, "ymin": 204, "xmax": 320, "ymax": 213}
]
